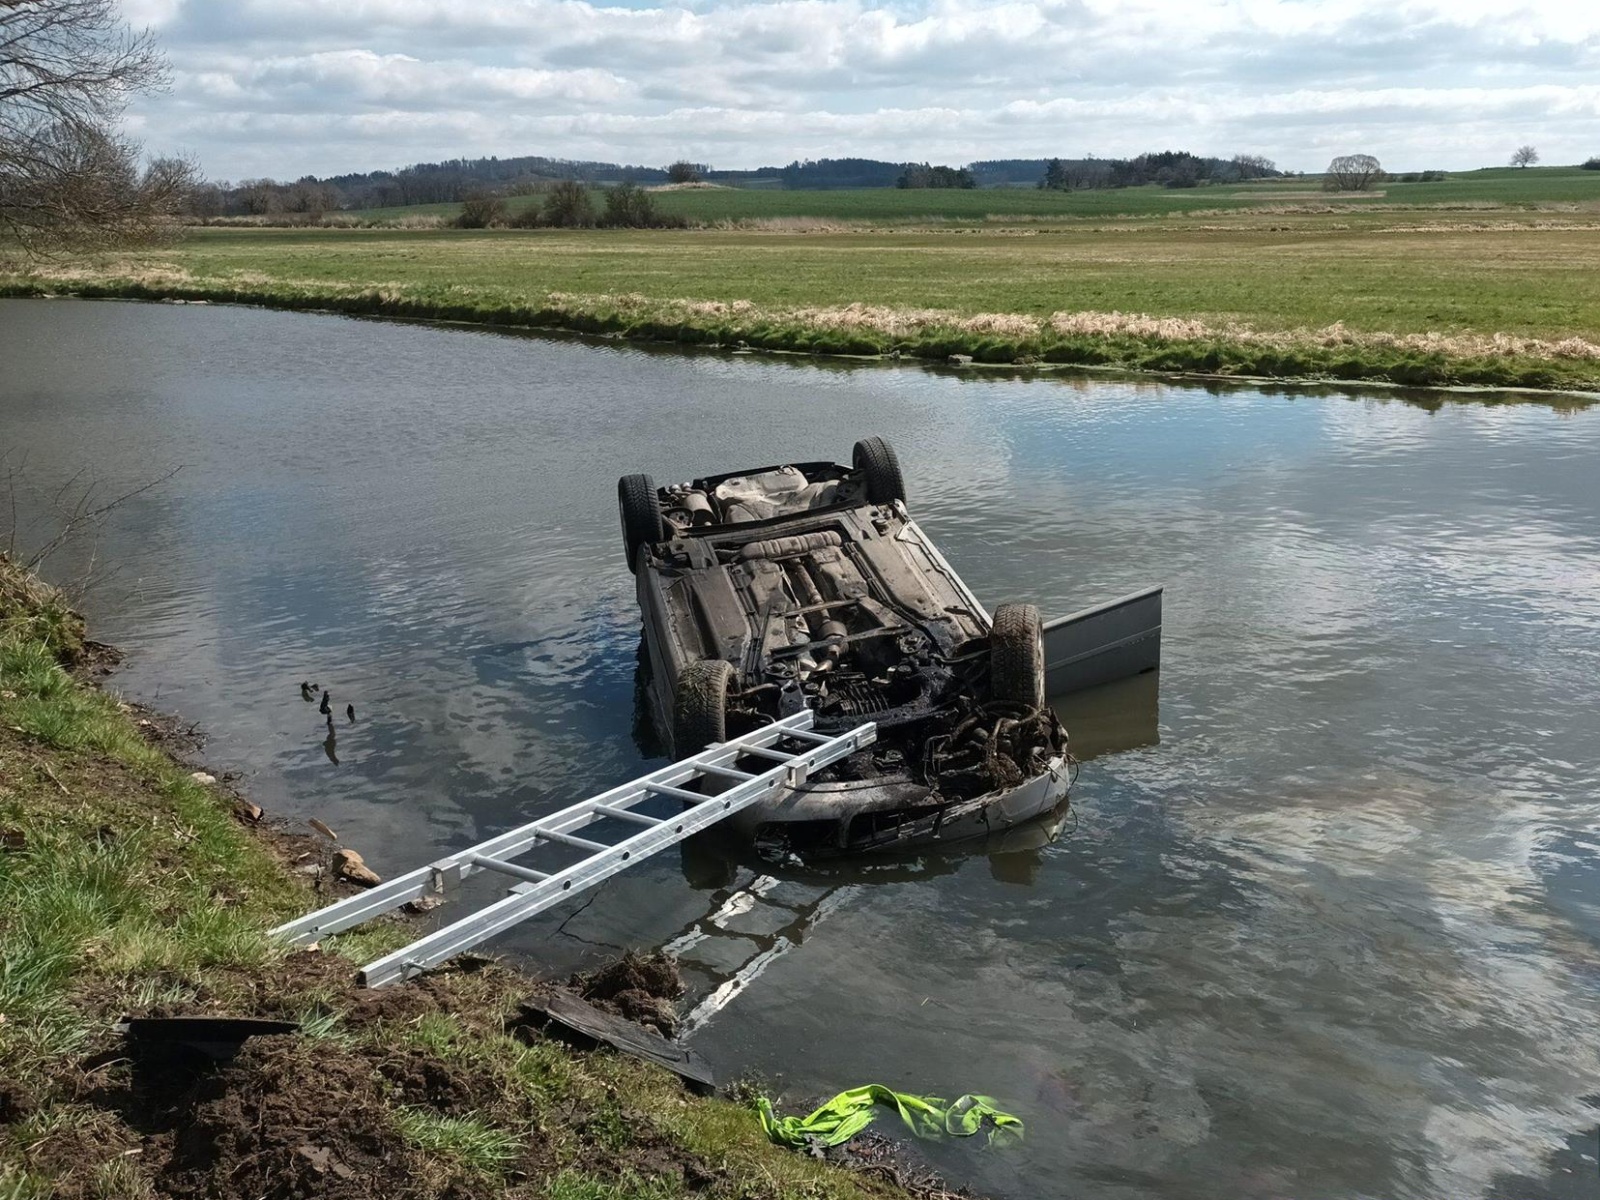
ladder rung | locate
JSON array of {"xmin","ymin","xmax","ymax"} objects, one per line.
[
  {"xmin": 730, "ymin": 744, "xmax": 798, "ymax": 763},
  {"xmin": 697, "ymin": 763, "xmax": 756, "ymax": 781},
  {"xmin": 779, "ymin": 727, "xmax": 833, "ymax": 744},
  {"xmin": 469, "ymin": 855, "xmax": 550, "ymax": 884},
  {"xmin": 537, "ymin": 828, "xmax": 610, "ymax": 853},
  {"xmin": 593, "ymin": 803, "xmax": 664, "ymax": 827},
  {"xmin": 646, "ymin": 782, "xmax": 714, "ymax": 803}
]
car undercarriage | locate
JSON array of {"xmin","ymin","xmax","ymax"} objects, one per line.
[{"xmin": 621, "ymin": 438, "xmax": 1071, "ymax": 853}]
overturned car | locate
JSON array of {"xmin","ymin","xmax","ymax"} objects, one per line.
[{"xmin": 618, "ymin": 437, "xmax": 1074, "ymax": 854}]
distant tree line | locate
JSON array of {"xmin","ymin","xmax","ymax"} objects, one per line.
[
  {"xmin": 183, "ymin": 153, "xmax": 681, "ymax": 217},
  {"xmin": 1035, "ymin": 151, "xmax": 1282, "ymax": 192},
  {"xmin": 895, "ymin": 163, "xmax": 976, "ymax": 189},
  {"xmin": 177, "ymin": 144, "xmax": 1590, "ymax": 224},
  {"xmin": 452, "ymin": 182, "xmax": 687, "ymax": 230},
  {"xmin": 775, "ymin": 158, "xmax": 906, "ymax": 189}
]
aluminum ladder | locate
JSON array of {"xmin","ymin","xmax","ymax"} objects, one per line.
[{"xmin": 271, "ymin": 711, "xmax": 876, "ymax": 987}]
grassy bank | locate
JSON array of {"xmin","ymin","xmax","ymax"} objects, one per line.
[
  {"xmin": 0, "ymin": 555, "xmax": 916, "ymax": 1200},
  {"xmin": 5, "ymin": 205, "xmax": 1600, "ymax": 391}
]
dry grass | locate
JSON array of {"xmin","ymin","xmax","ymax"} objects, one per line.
[{"xmin": 1044, "ymin": 312, "xmax": 1600, "ymax": 361}]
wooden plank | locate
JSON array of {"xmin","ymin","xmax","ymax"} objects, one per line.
[{"xmin": 520, "ymin": 993, "xmax": 716, "ymax": 1093}]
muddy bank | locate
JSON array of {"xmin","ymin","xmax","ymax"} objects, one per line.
[{"xmin": 0, "ymin": 553, "xmax": 930, "ymax": 1200}]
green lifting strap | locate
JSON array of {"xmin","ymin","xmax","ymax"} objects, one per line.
[{"xmin": 756, "ymin": 1084, "xmax": 1024, "ymax": 1149}]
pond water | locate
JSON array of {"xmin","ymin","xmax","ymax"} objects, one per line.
[{"xmin": 4, "ymin": 298, "xmax": 1599, "ymax": 1200}]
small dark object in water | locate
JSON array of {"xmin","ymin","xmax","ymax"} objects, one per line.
[
  {"xmin": 346, "ymin": 703, "xmax": 355, "ymax": 723},
  {"xmin": 322, "ymin": 728, "xmax": 339, "ymax": 765},
  {"xmin": 318, "ymin": 691, "xmax": 331, "ymax": 715},
  {"xmin": 300, "ymin": 681, "xmax": 314, "ymax": 701}
]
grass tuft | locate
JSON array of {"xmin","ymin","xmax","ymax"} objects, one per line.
[
  {"xmin": 390, "ymin": 1108, "xmax": 522, "ymax": 1176},
  {"xmin": 546, "ymin": 1169, "xmax": 684, "ymax": 1200}
]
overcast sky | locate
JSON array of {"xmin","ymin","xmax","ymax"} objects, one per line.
[{"xmin": 120, "ymin": 0, "xmax": 1600, "ymax": 181}]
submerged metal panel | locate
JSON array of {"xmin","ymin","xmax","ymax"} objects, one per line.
[{"xmin": 1043, "ymin": 584, "xmax": 1162, "ymax": 698}]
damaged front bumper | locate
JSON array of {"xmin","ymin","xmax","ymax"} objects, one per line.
[{"xmin": 731, "ymin": 755, "xmax": 1072, "ymax": 854}]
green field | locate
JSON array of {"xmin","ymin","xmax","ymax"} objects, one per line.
[
  {"xmin": 8, "ymin": 188, "xmax": 1600, "ymax": 392},
  {"xmin": 348, "ymin": 166, "xmax": 1600, "ymax": 225}
]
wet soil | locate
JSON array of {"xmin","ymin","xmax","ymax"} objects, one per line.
[{"xmin": 569, "ymin": 950, "xmax": 686, "ymax": 1037}]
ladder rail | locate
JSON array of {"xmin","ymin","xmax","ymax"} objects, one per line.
[
  {"xmin": 269, "ymin": 712, "xmax": 875, "ymax": 968},
  {"xmin": 356, "ymin": 716, "xmax": 875, "ymax": 987},
  {"xmin": 271, "ymin": 711, "xmax": 829, "ymax": 946}
]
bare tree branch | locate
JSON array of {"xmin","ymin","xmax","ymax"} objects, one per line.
[
  {"xmin": 17, "ymin": 463, "xmax": 182, "ymax": 572},
  {"xmin": 0, "ymin": 0, "xmax": 195, "ymax": 255}
]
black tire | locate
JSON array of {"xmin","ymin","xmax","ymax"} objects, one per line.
[
  {"xmin": 673, "ymin": 659, "xmax": 736, "ymax": 755},
  {"xmin": 852, "ymin": 436, "xmax": 907, "ymax": 505},
  {"xmin": 618, "ymin": 473, "xmax": 665, "ymax": 574},
  {"xmin": 990, "ymin": 603, "xmax": 1045, "ymax": 710}
]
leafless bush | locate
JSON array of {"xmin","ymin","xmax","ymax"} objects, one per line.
[
  {"xmin": 1323, "ymin": 154, "xmax": 1384, "ymax": 192},
  {"xmin": 455, "ymin": 188, "xmax": 506, "ymax": 228},
  {"xmin": 541, "ymin": 180, "xmax": 595, "ymax": 228}
]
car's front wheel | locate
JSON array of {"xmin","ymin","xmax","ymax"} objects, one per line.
[
  {"xmin": 618, "ymin": 473, "xmax": 665, "ymax": 574},
  {"xmin": 990, "ymin": 603, "xmax": 1045, "ymax": 710},
  {"xmin": 673, "ymin": 659, "xmax": 736, "ymax": 756}
]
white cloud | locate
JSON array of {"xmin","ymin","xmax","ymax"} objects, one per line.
[{"xmin": 123, "ymin": 0, "xmax": 1600, "ymax": 178}]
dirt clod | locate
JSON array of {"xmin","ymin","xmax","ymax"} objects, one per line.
[
  {"xmin": 0, "ymin": 1080, "xmax": 31, "ymax": 1123},
  {"xmin": 136, "ymin": 1035, "xmax": 411, "ymax": 1199},
  {"xmin": 570, "ymin": 951, "xmax": 684, "ymax": 1038}
]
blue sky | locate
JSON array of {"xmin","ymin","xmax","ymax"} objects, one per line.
[{"xmin": 120, "ymin": 0, "xmax": 1600, "ymax": 181}]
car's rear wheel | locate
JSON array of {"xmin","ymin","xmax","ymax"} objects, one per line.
[
  {"xmin": 852, "ymin": 436, "xmax": 907, "ymax": 505},
  {"xmin": 990, "ymin": 603, "xmax": 1045, "ymax": 710},
  {"xmin": 673, "ymin": 659, "xmax": 736, "ymax": 756},
  {"xmin": 618, "ymin": 473, "xmax": 665, "ymax": 574}
]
